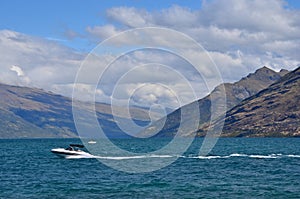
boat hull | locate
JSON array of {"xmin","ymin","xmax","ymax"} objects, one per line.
[{"xmin": 51, "ymin": 148, "xmax": 92, "ymax": 158}]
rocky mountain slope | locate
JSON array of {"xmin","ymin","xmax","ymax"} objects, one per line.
[
  {"xmin": 217, "ymin": 66, "xmax": 300, "ymax": 137},
  {"xmin": 0, "ymin": 83, "xmax": 153, "ymax": 138},
  {"xmin": 141, "ymin": 66, "xmax": 289, "ymax": 137}
]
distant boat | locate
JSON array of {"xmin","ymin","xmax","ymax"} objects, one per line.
[
  {"xmin": 51, "ymin": 144, "xmax": 92, "ymax": 158},
  {"xmin": 88, "ymin": 140, "xmax": 97, "ymax": 144}
]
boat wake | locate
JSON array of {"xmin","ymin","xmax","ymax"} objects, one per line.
[
  {"xmin": 64, "ymin": 153, "xmax": 300, "ymax": 160},
  {"xmin": 66, "ymin": 154, "xmax": 174, "ymax": 160},
  {"xmin": 184, "ymin": 153, "xmax": 300, "ymax": 159},
  {"xmin": 65, "ymin": 154, "xmax": 96, "ymax": 159}
]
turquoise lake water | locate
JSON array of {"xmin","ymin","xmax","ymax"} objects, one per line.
[{"xmin": 0, "ymin": 138, "xmax": 299, "ymax": 198}]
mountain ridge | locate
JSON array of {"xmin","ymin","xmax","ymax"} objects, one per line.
[
  {"xmin": 0, "ymin": 66, "xmax": 297, "ymax": 138},
  {"xmin": 215, "ymin": 66, "xmax": 300, "ymax": 137},
  {"xmin": 0, "ymin": 83, "xmax": 154, "ymax": 138},
  {"xmin": 140, "ymin": 66, "xmax": 290, "ymax": 137}
]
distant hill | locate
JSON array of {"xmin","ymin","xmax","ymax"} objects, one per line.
[
  {"xmin": 0, "ymin": 83, "xmax": 154, "ymax": 138},
  {"xmin": 215, "ymin": 66, "xmax": 300, "ymax": 137},
  {"xmin": 1, "ymin": 66, "xmax": 296, "ymax": 138},
  {"xmin": 140, "ymin": 66, "xmax": 289, "ymax": 137}
]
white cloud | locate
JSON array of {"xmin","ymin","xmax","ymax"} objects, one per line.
[
  {"xmin": 84, "ymin": 0, "xmax": 300, "ymax": 72},
  {"xmin": 1, "ymin": 0, "xmax": 300, "ymax": 112},
  {"xmin": 90, "ymin": 50, "xmax": 209, "ymax": 108},
  {"xmin": 107, "ymin": 7, "xmax": 152, "ymax": 28},
  {"xmin": 8, "ymin": 65, "xmax": 31, "ymax": 85},
  {"xmin": 86, "ymin": 25, "xmax": 119, "ymax": 41},
  {"xmin": 154, "ymin": 5, "xmax": 199, "ymax": 28},
  {"xmin": 199, "ymin": 0, "xmax": 299, "ymax": 36},
  {"xmin": 78, "ymin": 0, "xmax": 300, "ymax": 110},
  {"xmin": 10, "ymin": 65, "xmax": 24, "ymax": 76},
  {"xmin": 0, "ymin": 29, "xmax": 83, "ymax": 92}
]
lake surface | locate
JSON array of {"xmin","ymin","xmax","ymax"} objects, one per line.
[{"xmin": 0, "ymin": 138, "xmax": 299, "ymax": 198}]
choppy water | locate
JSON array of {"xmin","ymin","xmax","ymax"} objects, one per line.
[{"xmin": 0, "ymin": 138, "xmax": 299, "ymax": 198}]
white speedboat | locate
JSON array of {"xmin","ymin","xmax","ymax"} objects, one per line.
[{"xmin": 51, "ymin": 144, "xmax": 92, "ymax": 158}]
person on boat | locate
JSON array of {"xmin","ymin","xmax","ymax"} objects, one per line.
[{"xmin": 66, "ymin": 146, "xmax": 74, "ymax": 151}]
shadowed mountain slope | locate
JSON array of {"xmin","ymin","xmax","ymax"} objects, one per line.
[{"xmin": 0, "ymin": 83, "xmax": 153, "ymax": 138}]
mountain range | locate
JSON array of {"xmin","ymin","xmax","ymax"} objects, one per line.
[
  {"xmin": 216, "ymin": 66, "xmax": 300, "ymax": 137},
  {"xmin": 0, "ymin": 66, "xmax": 298, "ymax": 138},
  {"xmin": 141, "ymin": 66, "xmax": 294, "ymax": 137},
  {"xmin": 0, "ymin": 83, "xmax": 153, "ymax": 138}
]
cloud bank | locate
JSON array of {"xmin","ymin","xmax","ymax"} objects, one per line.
[
  {"xmin": 0, "ymin": 0, "xmax": 300, "ymax": 111},
  {"xmin": 0, "ymin": 30, "xmax": 83, "ymax": 95},
  {"xmin": 87, "ymin": 0, "xmax": 300, "ymax": 72}
]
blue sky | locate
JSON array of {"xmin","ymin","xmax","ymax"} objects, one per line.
[
  {"xmin": 0, "ymin": 0, "xmax": 300, "ymax": 108},
  {"xmin": 0, "ymin": 0, "xmax": 202, "ymax": 51},
  {"xmin": 1, "ymin": 0, "xmax": 298, "ymax": 51}
]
